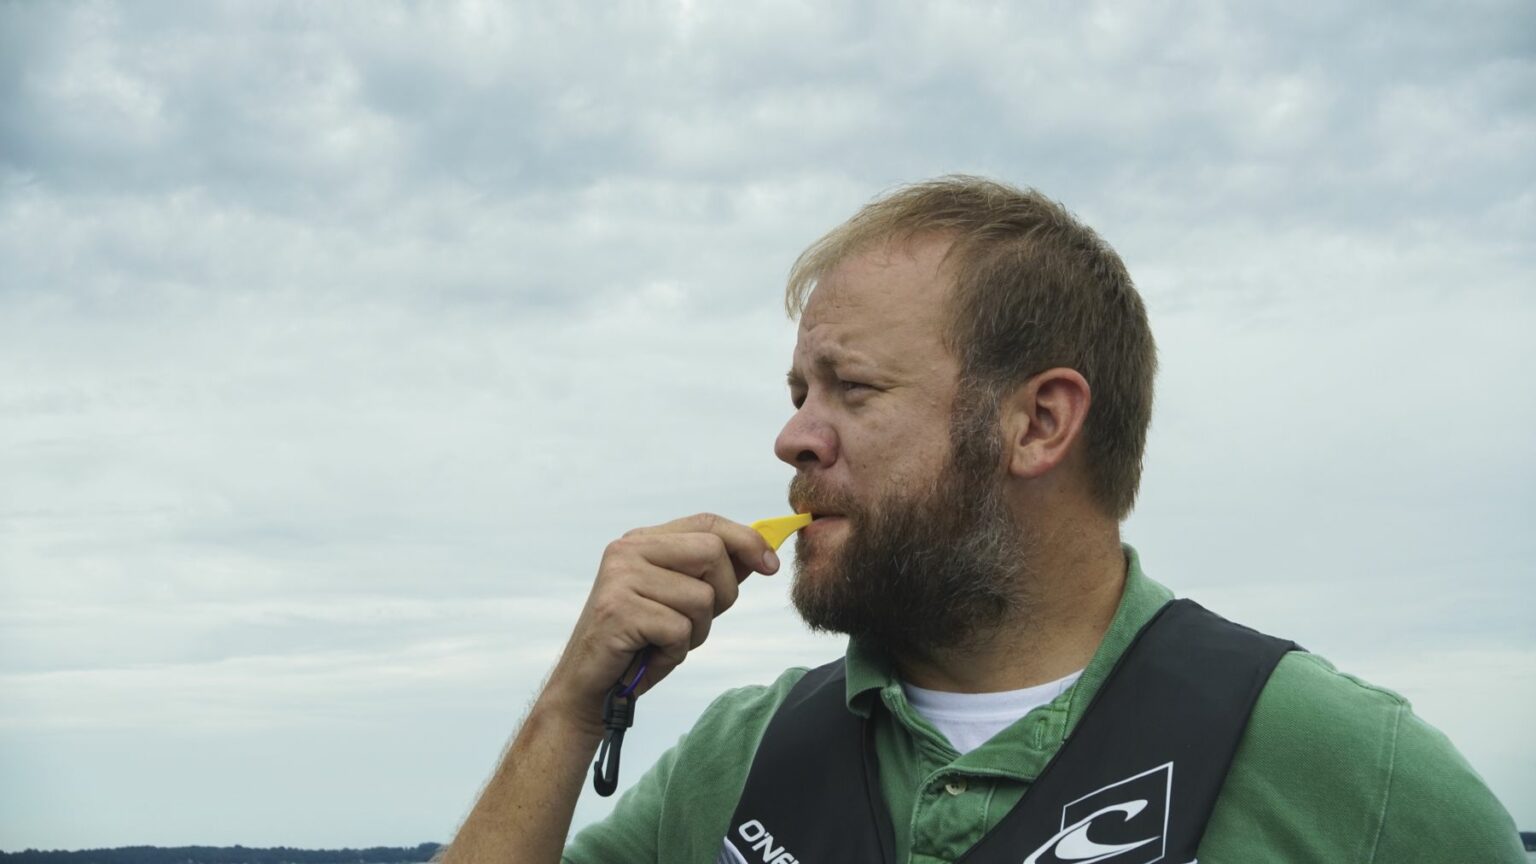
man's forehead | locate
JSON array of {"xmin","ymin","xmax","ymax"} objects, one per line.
[
  {"xmin": 787, "ymin": 238, "xmax": 956, "ymax": 379},
  {"xmin": 809, "ymin": 235, "xmax": 953, "ymax": 308}
]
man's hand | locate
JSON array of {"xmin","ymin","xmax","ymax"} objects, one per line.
[
  {"xmin": 441, "ymin": 513, "xmax": 779, "ymax": 864},
  {"xmin": 541, "ymin": 512, "xmax": 780, "ymax": 738}
]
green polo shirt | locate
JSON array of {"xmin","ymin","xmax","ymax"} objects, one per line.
[{"xmin": 564, "ymin": 546, "xmax": 1523, "ymax": 863}]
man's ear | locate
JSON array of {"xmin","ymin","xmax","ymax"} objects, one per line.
[{"xmin": 1000, "ymin": 368, "xmax": 1092, "ymax": 480}]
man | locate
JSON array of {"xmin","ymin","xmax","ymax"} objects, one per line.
[{"xmin": 443, "ymin": 177, "xmax": 1523, "ymax": 862}]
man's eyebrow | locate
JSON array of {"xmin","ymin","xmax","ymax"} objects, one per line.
[
  {"xmin": 787, "ymin": 352, "xmax": 878, "ymax": 387},
  {"xmin": 787, "ymin": 355, "xmax": 839, "ymax": 386}
]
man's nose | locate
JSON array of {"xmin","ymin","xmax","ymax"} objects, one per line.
[{"xmin": 774, "ymin": 407, "xmax": 837, "ymax": 469}]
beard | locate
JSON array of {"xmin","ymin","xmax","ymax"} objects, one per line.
[{"xmin": 788, "ymin": 386, "xmax": 1032, "ymax": 658}]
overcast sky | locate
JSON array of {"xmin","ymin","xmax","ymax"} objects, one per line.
[{"xmin": 1, "ymin": 0, "xmax": 1532, "ymax": 851}]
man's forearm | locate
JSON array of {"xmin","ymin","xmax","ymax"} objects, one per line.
[
  {"xmin": 441, "ymin": 697, "xmax": 602, "ymax": 864},
  {"xmin": 441, "ymin": 514, "xmax": 776, "ymax": 864}
]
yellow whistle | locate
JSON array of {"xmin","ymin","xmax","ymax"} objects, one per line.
[{"xmin": 750, "ymin": 513, "xmax": 814, "ymax": 551}]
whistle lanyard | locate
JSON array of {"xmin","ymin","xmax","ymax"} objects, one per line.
[{"xmin": 592, "ymin": 648, "xmax": 649, "ymax": 796}]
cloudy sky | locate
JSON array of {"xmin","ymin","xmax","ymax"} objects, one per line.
[{"xmin": 1, "ymin": 0, "xmax": 1532, "ymax": 851}]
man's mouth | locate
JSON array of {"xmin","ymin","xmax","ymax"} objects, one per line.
[{"xmin": 805, "ymin": 513, "xmax": 848, "ymax": 530}]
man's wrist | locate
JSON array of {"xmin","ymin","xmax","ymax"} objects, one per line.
[{"xmin": 530, "ymin": 683, "xmax": 608, "ymax": 745}]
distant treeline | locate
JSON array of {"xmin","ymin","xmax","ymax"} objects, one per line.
[{"xmin": 0, "ymin": 845, "xmax": 443, "ymax": 864}]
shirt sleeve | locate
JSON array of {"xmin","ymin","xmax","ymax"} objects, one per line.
[
  {"xmin": 561, "ymin": 730, "xmax": 681, "ymax": 864},
  {"xmin": 1367, "ymin": 703, "xmax": 1525, "ymax": 863}
]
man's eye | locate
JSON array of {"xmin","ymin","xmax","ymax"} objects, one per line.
[{"xmin": 840, "ymin": 380, "xmax": 871, "ymax": 393}]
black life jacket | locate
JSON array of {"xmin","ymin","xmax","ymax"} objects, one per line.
[{"xmin": 716, "ymin": 599, "xmax": 1297, "ymax": 864}]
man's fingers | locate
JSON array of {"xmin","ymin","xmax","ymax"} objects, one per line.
[
  {"xmin": 624, "ymin": 512, "xmax": 778, "ymax": 577},
  {"xmin": 618, "ymin": 532, "xmax": 742, "ymax": 614},
  {"xmin": 630, "ymin": 563, "xmax": 716, "ymax": 649},
  {"xmin": 626, "ymin": 593, "xmax": 695, "ymax": 658},
  {"xmin": 627, "ymin": 595, "xmax": 695, "ymax": 697},
  {"xmin": 697, "ymin": 543, "xmax": 739, "ymax": 616}
]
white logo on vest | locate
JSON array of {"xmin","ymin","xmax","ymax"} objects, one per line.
[
  {"xmin": 717, "ymin": 818, "xmax": 798, "ymax": 864},
  {"xmin": 717, "ymin": 764, "xmax": 1175, "ymax": 864},
  {"xmin": 1021, "ymin": 762, "xmax": 1173, "ymax": 864}
]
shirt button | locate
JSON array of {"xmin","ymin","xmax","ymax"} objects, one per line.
[{"xmin": 944, "ymin": 778, "xmax": 967, "ymax": 796}]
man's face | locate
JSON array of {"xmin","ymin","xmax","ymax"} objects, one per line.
[{"xmin": 775, "ymin": 236, "xmax": 1026, "ymax": 655}]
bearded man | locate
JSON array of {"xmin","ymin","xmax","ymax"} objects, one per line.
[{"xmin": 442, "ymin": 177, "xmax": 1523, "ymax": 863}]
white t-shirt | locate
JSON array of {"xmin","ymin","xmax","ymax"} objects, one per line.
[{"xmin": 900, "ymin": 669, "xmax": 1083, "ymax": 755}]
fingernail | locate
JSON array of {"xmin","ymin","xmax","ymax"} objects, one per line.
[{"xmin": 762, "ymin": 550, "xmax": 780, "ymax": 573}]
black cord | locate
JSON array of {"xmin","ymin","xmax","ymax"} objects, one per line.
[{"xmin": 592, "ymin": 680, "xmax": 637, "ymax": 796}]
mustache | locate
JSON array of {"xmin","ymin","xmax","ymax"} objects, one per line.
[{"xmin": 788, "ymin": 474, "xmax": 860, "ymax": 518}]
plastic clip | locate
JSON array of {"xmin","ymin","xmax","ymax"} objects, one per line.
[{"xmin": 592, "ymin": 683, "xmax": 636, "ymax": 796}]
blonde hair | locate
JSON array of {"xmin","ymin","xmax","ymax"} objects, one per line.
[{"xmin": 786, "ymin": 176, "xmax": 1157, "ymax": 520}]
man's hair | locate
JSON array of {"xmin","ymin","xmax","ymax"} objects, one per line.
[{"xmin": 785, "ymin": 176, "xmax": 1157, "ymax": 520}]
